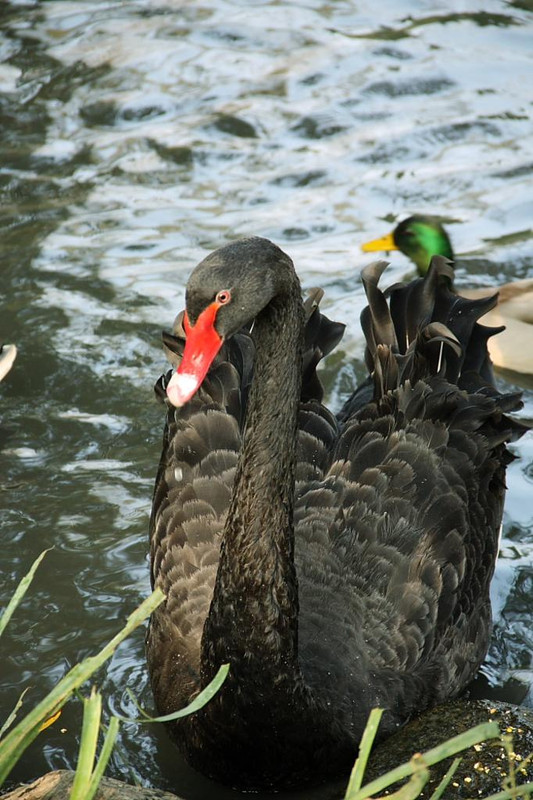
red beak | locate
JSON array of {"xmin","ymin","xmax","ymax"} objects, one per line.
[{"xmin": 166, "ymin": 303, "xmax": 223, "ymax": 407}]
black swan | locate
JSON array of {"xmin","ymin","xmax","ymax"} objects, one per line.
[{"xmin": 147, "ymin": 237, "xmax": 525, "ymax": 790}]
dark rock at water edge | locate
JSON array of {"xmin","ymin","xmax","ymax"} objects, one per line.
[
  {"xmin": 0, "ymin": 771, "xmax": 183, "ymax": 800},
  {"xmin": 365, "ymin": 699, "xmax": 533, "ymax": 798}
]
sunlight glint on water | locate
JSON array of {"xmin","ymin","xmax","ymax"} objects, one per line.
[{"xmin": 1, "ymin": 1, "xmax": 532, "ymax": 797}]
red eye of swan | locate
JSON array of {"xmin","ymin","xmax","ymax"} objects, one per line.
[{"xmin": 216, "ymin": 289, "xmax": 231, "ymax": 305}]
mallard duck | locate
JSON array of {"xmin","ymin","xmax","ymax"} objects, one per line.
[
  {"xmin": 147, "ymin": 237, "xmax": 525, "ymax": 790},
  {"xmin": 362, "ymin": 215, "xmax": 533, "ymax": 375}
]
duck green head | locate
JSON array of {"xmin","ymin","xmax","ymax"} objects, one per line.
[{"xmin": 362, "ymin": 214, "xmax": 454, "ymax": 276}]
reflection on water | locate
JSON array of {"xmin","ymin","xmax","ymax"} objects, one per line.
[{"xmin": 1, "ymin": 1, "xmax": 532, "ymax": 797}]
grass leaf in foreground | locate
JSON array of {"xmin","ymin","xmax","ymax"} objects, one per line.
[
  {"xmin": 115, "ymin": 663, "xmax": 230, "ymax": 724},
  {"xmin": 477, "ymin": 783, "xmax": 533, "ymax": 800},
  {"xmin": 345, "ymin": 708, "xmax": 383, "ymax": 796},
  {"xmin": 70, "ymin": 689, "xmax": 102, "ymax": 800},
  {"xmin": 0, "ymin": 588, "xmax": 164, "ymax": 789},
  {"xmin": 345, "ymin": 718, "xmax": 500, "ymax": 800},
  {"xmin": 86, "ymin": 715, "xmax": 119, "ymax": 800},
  {"xmin": 69, "ymin": 689, "xmax": 120, "ymax": 800},
  {"xmin": 0, "ymin": 549, "xmax": 51, "ymax": 639},
  {"xmin": 428, "ymin": 756, "xmax": 461, "ymax": 800},
  {"xmin": 383, "ymin": 755, "xmax": 430, "ymax": 799},
  {"xmin": 0, "ymin": 689, "xmax": 30, "ymax": 739}
]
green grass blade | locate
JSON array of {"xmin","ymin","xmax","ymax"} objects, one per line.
[
  {"xmin": 116, "ymin": 663, "xmax": 230, "ymax": 724},
  {"xmin": 0, "ymin": 588, "xmax": 164, "ymax": 788},
  {"xmin": 0, "ymin": 689, "xmax": 30, "ymax": 739},
  {"xmin": 428, "ymin": 756, "xmax": 461, "ymax": 800},
  {"xmin": 345, "ymin": 708, "xmax": 384, "ymax": 798},
  {"xmin": 350, "ymin": 720, "xmax": 499, "ymax": 800},
  {"xmin": 124, "ymin": 688, "xmax": 154, "ymax": 720},
  {"xmin": 70, "ymin": 689, "xmax": 102, "ymax": 800},
  {"xmin": 85, "ymin": 716, "xmax": 120, "ymax": 800},
  {"xmin": 0, "ymin": 549, "xmax": 51, "ymax": 638},
  {"xmin": 475, "ymin": 782, "xmax": 533, "ymax": 800},
  {"xmin": 383, "ymin": 756, "xmax": 430, "ymax": 800}
]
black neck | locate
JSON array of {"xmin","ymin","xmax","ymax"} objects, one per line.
[{"xmin": 201, "ymin": 285, "xmax": 305, "ymax": 686}]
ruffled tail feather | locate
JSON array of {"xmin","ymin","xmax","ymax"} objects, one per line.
[{"xmin": 341, "ymin": 256, "xmax": 527, "ymax": 442}]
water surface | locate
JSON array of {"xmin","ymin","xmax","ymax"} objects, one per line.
[{"xmin": 1, "ymin": 1, "xmax": 532, "ymax": 797}]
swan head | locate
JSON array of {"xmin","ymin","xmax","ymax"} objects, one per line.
[{"xmin": 166, "ymin": 237, "xmax": 294, "ymax": 407}]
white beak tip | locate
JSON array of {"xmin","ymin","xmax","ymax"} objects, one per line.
[{"xmin": 166, "ymin": 372, "xmax": 199, "ymax": 407}]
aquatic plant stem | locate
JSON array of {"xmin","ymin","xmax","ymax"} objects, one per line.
[
  {"xmin": 0, "ymin": 549, "xmax": 51, "ymax": 638},
  {"xmin": 345, "ymin": 708, "xmax": 384, "ymax": 796},
  {"xmin": 346, "ymin": 720, "xmax": 499, "ymax": 800},
  {"xmin": 70, "ymin": 688, "xmax": 102, "ymax": 800},
  {"xmin": 0, "ymin": 588, "xmax": 164, "ymax": 788}
]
